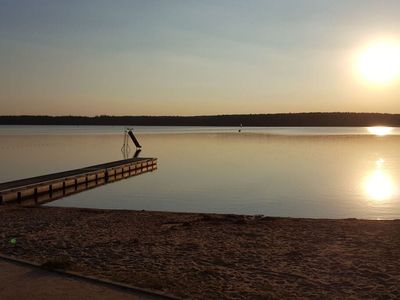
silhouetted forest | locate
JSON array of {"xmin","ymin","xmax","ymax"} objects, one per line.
[{"xmin": 0, "ymin": 113, "xmax": 399, "ymax": 127}]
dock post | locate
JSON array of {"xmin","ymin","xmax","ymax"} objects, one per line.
[
  {"xmin": 63, "ymin": 181, "xmax": 66, "ymax": 195},
  {"xmin": 105, "ymin": 170, "xmax": 109, "ymax": 183},
  {"xmin": 17, "ymin": 192, "xmax": 21, "ymax": 204},
  {"xmin": 49, "ymin": 184, "xmax": 53, "ymax": 197},
  {"xmin": 0, "ymin": 195, "xmax": 3, "ymax": 205},
  {"xmin": 34, "ymin": 188, "xmax": 38, "ymax": 204}
]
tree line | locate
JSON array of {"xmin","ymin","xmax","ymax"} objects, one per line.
[{"xmin": 0, "ymin": 113, "xmax": 399, "ymax": 126}]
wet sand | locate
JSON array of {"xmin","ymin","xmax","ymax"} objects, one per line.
[{"xmin": 1, "ymin": 206, "xmax": 400, "ymax": 299}]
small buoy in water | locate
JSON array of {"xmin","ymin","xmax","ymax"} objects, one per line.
[{"xmin": 10, "ymin": 238, "xmax": 16, "ymax": 245}]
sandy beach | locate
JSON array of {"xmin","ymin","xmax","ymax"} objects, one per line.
[{"xmin": 1, "ymin": 206, "xmax": 400, "ymax": 299}]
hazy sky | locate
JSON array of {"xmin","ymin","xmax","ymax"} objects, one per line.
[{"xmin": 1, "ymin": 0, "xmax": 400, "ymax": 116}]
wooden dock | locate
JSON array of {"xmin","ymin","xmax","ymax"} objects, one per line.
[{"xmin": 0, "ymin": 158, "xmax": 157, "ymax": 205}]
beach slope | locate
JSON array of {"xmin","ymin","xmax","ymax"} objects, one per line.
[{"xmin": 1, "ymin": 207, "xmax": 400, "ymax": 299}]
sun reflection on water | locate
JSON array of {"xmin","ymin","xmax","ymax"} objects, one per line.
[
  {"xmin": 364, "ymin": 158, "xmax": 394, "ymax": 201},
  {"xmin": 367, "ymin": 126, "xmax": 393, "ymax": 136}
]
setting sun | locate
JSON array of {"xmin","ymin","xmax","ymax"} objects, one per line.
[{"xmin": 357, "ymin": 40, "xmax": 400, "ymax": 85}]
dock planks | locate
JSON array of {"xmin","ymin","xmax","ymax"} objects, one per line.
[{"xmin": 0, "ymin": 158, "xmax": 157, "ymax": 205}]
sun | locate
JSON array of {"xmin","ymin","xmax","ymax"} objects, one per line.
[{"xmin": 356, "ymin": 40, "xmax": 400, "ymax": 85}]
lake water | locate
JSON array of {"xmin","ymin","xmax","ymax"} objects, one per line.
[{"xmin": 1, "ymin": 125, "xmax": 400, "ymax": 219}]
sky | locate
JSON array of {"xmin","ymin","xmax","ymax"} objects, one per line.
[{"xmin": 0, "ymin": 0, "xmax": 400, "ymax": 116}]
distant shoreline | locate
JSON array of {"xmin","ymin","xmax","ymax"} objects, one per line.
[{"xmin": 1, "ymin": 112, "xmax": 400, "ymax": 127}]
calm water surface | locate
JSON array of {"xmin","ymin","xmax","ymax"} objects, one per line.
[{"xmin": 1, "ymin": 125, "xmax": 400, "ymax": 219}]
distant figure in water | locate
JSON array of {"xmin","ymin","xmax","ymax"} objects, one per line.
[{"xmin": 239, "ymin": 123, "xmax": 242, "ymax": 133}]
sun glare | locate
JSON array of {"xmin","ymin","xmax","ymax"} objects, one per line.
[
  {"xmin": 357, "ymin": 40, "xmax": 400, "ymax": 85},
  {"xmin": 367, "ymin": 126, "xmax": 393, "ymax": 136},
  {"xmin": 364, "ymin": 158, "xmax": 394, "ymax": 202},
  {"xmin": 364, "ymin": 170, "xmax": 394, "ymax": 201}
]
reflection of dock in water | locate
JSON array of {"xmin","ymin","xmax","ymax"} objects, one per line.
[{"xmin": 0, "ymin": 158, "xmax": 157, "ymax": 206}]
